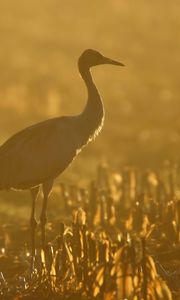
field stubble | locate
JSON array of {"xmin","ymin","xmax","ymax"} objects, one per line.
[{"xmin": 0, "ymin": 163, "xmax": 180, "ymax": 299}]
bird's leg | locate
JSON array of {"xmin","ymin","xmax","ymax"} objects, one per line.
[
  {"xmin": 40, "ymin": 179, "xmax": 53, "ymax": 249},
  {"xmin": 30, "ymin": 186, "xmax": 39, "ymax": 271}
]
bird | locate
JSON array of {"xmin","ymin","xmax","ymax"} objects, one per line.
[{"xmin": 0, "ymin": 49, "xmax": 124, "ymax": 256}]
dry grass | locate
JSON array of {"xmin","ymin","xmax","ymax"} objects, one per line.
[
  {"xmin": 0, "ymin": 1, "xmax": 180, "ymax": 299},
  {"xmin": 0, "ymin": 164, "xmax": 180, "ymax": 299}
]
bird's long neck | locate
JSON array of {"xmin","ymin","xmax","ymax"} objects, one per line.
[{"xmin": 78, "ymin": 62, "xmax": 104, "ymax": 141}]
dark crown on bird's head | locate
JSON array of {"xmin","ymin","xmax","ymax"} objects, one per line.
[
  {"xmin": 78, "ymin": 49, "xmax": 125, "ymax": 68},
  {"xmin": 78, "ymin": 49, "xmax": 104, "ymax": 67}
]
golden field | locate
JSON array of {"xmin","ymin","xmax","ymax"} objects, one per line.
[{"xmin": 0, "ymin": 2, "xmax": 180, "ymax": 299}]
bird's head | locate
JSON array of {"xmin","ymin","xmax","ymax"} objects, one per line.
[{"xmin": 78, "ymin": 49, "xmax": 125, "ymax": 69}]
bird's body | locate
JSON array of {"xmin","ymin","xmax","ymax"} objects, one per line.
[
  {"xmin": 0, "ymin": 116, "xmax": 91, "ymax": 189},
  {"xmin": 0, "ymin": 49, "xmax": 124, "ymax": 253},
  {"xmin": 0, "ymin": 116, "xmax": 79, "ymax": 189},
  {"xmin": 0, "ymin": 113, "xmax": 104, "ymax": 190}
]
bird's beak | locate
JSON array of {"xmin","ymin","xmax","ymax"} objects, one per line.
[{"xmin": 102, "ymin": 56, "xmax": 125, "ymax": 67}]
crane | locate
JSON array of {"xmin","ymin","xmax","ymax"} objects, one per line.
[{"xmin": 0, "ymin": 49, "xmax": 124, "ymax": 256}]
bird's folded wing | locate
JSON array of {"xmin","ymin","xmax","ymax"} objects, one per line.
[{"xmin": 0, "ymin": 117, "xmax": 78, "ymax": 188}]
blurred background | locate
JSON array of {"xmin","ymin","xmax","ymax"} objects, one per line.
[{"xmin": 0, "ymin": 0, "xmax": 180, "ymax": 217}]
